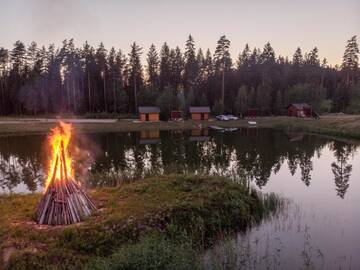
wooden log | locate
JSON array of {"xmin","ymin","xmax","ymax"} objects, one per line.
[{"xmin": 36, "ymin": 139, "xmax": 96, "ymax": 226}]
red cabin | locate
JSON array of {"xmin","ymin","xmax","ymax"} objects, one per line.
[
  {"xmin": 287, "ymin": 103, "xmax": 314, "ymax": 118},
  {"xmin": 170, "ymin": 110, "xmax": 182, "ymax": 121},
  {"xmin": 244, "ymin": 108, "xmax": 259, "ymax": 118}
]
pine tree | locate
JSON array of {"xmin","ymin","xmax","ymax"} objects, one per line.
[
  {"xmin": 342, "ymin": 36, "xmax": 359, "ymax": 86},
  {"xmin": 237, "ymin": 44, "xmax": 251, "ymax": 70},
  {"xmin": 146, "ymin": 44, "xmax": 159, "ymax": 88},
  {"xmin": 306, "ymin": 47, "xmax": 320, "ymax": 66},
  {"xmin": 184, "ymin": 35, "xmax": 198, "ymax": 90},
  {"xmin": 159, "ymin": 42, "xmax": 171, "ymax": 90},
  {"xmin": 0, "ymin": 48, "xmax": 9, "ymax": 114},
  {"xmin": 214, "ymin": 35, "xmax": 231, "ymax": 107},
  {"xmin": 82, "ymin": 41, "xmax": 96, "ymax": 112},
  {"xmin": 10, "ymin": 41, "xmax": 27, "ymax": 113},
  {"xmin": 196, "ymin": 48, "xmax": 205, "ymax": 82},
  {"xmin": 128, "ymin": 42, "xmax": 143, "ymax": 112},
  {"xmin": 292, "ymin": 47, "xmax": 303, "ymax": 66},
  {"xmin": 203, "ymin": 49, "xmax": 213, "ymax": 78},
  {"xmin": 260, "ymin": 42, "xmax": 275, "ymax": 64},
  {"xmin": 170, "ymin": 46, "xmax": 184, "ymax": 90},
  {"xmin": 96, "ymin": 42, "xmax": 108, "ymax": 112}
]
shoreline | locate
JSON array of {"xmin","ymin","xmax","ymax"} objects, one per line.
[{"xmin": 0, "ymin": 115, "xmax": 360, "ymax": 141}]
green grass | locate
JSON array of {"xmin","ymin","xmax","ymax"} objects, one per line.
[{"xmin": 0, "ymin": 174, "xmax": 283, "ymax": 270}]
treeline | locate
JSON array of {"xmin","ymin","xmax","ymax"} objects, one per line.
[{"xmin": 0, "ymin": 35, "xmax": 359, "ymax": 117}]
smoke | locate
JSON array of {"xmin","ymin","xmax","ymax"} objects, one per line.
[{"xmin": 71, "ymin": 132, "xmax": 101, "ymax": 187}]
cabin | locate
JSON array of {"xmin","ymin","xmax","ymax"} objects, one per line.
[
  {"xmin": 287, "ymin": 103, "xmax": 318, "ymax": 118},
  {"xmin": 170, "ymin": 110, "xmax": 182, "ymax": 121},
  {"xmin": 244, "ymin": 108, "xmax": 259, "ymax": 118},
  {"xmin": 189, "ymin": 106, "xmax": 210, "ymax": 121},
  {"xmin": 138, "ymin": 106, "xmax": 160, "ymax": 122}
]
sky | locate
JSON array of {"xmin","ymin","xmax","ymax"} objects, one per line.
[{"xmin": 0, "ymin": 0, "xmax": 359, "ymax": 66}]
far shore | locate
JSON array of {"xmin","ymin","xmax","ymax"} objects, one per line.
[{"xmin": 0, "ymin": 114, "xmax": 360, "ymax": 140}]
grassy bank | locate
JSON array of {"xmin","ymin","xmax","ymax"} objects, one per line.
[
  {"xmin": 0, "ymin": 174, "xmax": 282, "ymax": 270},
  {"xmin": 1, "ymin": 114, "xmax": 360, "ymax": 140}
]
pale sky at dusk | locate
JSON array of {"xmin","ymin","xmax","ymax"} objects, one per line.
[{"xmin": 0, "ymin": 0, "xmax": 359, "ymax": 66}]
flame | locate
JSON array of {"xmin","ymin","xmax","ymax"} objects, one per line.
[{"xmin": 44, "ymin": 121, "xmax": 74, "ymax": 191}]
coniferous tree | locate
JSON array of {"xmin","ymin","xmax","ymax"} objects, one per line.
[
  {"xmin": 184, "ymin": 35, "xmax": 198, "ymax": 91},
  {"xmin": 293, "ymin": 47, "xmax": 303, "ymax": 66},
  {"xmin": 0, "ymin": 48, "xmax": 9, "ymax": 114},
  {"xmin": 169, "ymin": 46, "xmax": 184, "ymax": 91},
  {"xmin": 342, "ymin": 36, "xmax": 359, "ymax": 87},
  {"xmin": 214, "ymin": 35, "xmax": 231, "ymax": 107},
  {"xmin": 128, "ymin": 42, "xmax": 143, "ymax": 112},
  {"xmin": 96, "ymin": 42, "xmax": 108, "ymax": 112},
  {"xmin": 146, "ymin": 44, "xmax": 159, "ymax": 89},
  {"xmin": 159, "ymin": 42, "xmax": 171, "ymax": 90}
]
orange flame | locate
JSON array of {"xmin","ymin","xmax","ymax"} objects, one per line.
[{"xmin": 44, "ymin": 121, "xmax": 74, "ymax": 191}]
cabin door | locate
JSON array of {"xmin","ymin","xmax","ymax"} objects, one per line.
[
  {"xmin": 146, "ymin": 113, "xmax": 149, "ymax": 121},
  {"xmin": 201, "ymin": 113, "xmax": 204, "ymax": 120}
]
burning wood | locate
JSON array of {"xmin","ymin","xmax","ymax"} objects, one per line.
[{"xmin": 37, "ymin": 122, "xmax": 96, "ymax": 225}]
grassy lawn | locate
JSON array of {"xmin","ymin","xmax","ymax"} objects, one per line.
[{"xmin": 0, "ymin": 174, "xmax": 281, "ymax": 270}]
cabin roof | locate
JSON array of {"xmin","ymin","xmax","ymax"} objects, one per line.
[
  {"xmin": 189, "ymin": 106, "xmax": 211, "ymax": 113},
  {"xmin": 287, "ymin": 103, "xmax": 311, "ymax": 110},
  {"xmin": 138, "ymin": 106, "xmax": 160, "ymax": 113}
]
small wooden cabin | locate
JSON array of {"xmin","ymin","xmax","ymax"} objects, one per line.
[
  {"xmin": 138, "ymin": 106, "xmax": 160, "ymax": 122},
  {"xmin": 189, "ymin": 106, "xmax": 210, "ymax": 121},
  {"xmin": 287, "ymin": 103, "xmax": 313, "ymax": 118}
]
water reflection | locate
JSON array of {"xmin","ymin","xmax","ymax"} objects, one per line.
[{"xmin": 0, "ymin": 129, "xmax": 358, "ymax": 199}]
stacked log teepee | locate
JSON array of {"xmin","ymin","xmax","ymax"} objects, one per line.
[{"xmin": 37, "ymin": 140, "xmax": 96, "ymax": 225}]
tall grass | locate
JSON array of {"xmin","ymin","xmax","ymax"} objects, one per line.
[{"xmin": 83, "ymin": 233, "xmax": 200, "ymax": 270}]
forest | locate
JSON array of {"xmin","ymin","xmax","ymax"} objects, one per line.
[{"xmin": 0, "ymin": 35, "xmax": 359, "ymax": 117}]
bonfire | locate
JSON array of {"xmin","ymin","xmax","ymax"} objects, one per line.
[{"xmin": 36, "ymin": 121, "xmax": 96, "ymax": 225}]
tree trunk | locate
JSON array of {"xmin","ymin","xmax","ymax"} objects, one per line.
[
  {"xmin": 87, "ymin": 70, "xmax": 91, "ymax": 113},
  {"xmin": 72, "ymin": 79, "xmax": 76, "ymax": 113},
  {"xmin": 134, "ymin": 75, "xmax": 138, "ymax": 113},
  {"xmin": 103, "ymin": 73, "xmax": 107, "ymax": 112},
  {"xmin": 113, "ymin": 71, "xmax": 117, "ymax": 113},
  {"xmin": 221, "ymin": 69, "xmax": 225, "ymax": 108},
  {"xmin": 66, "ymin": 81, "xmax": 70, "ymax": 112},
  {"xmin": 0, "ymin": 79, "xmax": 4, "ymax": 115}
]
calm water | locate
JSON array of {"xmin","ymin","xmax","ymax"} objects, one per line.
[{"xmin": 0, "ymin": 128, "xmax": 359, "ymax": 269}]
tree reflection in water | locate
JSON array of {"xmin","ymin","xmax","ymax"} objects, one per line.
[
  {"xmin": 0, "ymin": 129, "xmax": 357, "ymax": 198},
  {"xmin": 330, "ymin": 141, "xmax": 356, "ymax": 199}
]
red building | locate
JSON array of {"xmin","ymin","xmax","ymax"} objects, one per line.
[
  {"xmin": 244, "ymin": 108, "xmax": 259, "ymax": 118},
  {"xmin": 287, "ymin": 103, "xmax": 314, "ymax": 118},
  {"xmin": 170, "ymin": 110, "xmax": 182, "ymax": 121}
]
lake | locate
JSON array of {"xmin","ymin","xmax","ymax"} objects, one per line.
[{"xmin": 0, "ymin": 128, "xmax": 359, "ymax": 269}]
